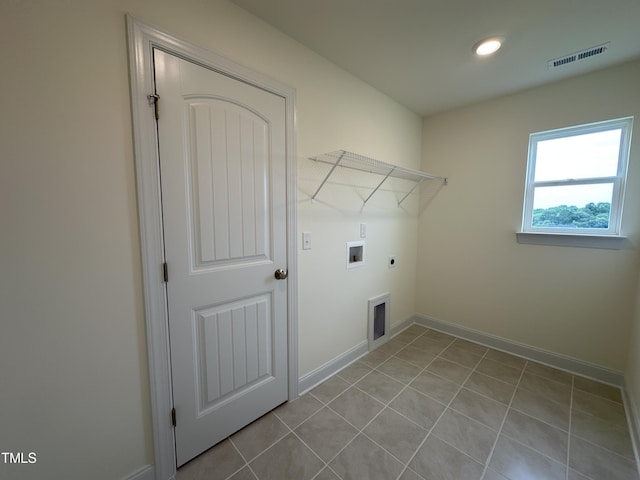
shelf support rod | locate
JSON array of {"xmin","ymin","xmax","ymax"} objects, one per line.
[
  {"xmin": 397, "ymin": 178, "xmax": 425, "ymax": 207},
  {"xmin": 311, "ymin": 151, "xmax": 346, "ymax": 201},
  {"xmin": 363, "ymin": 167, "xmax": 395, "ymax": 205}
]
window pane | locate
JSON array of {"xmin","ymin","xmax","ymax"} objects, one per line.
[
  {"xmin": 532, "ymin": 184, "xmax": 613, "ymax": 229},
  {"xmin": 534, "ymin": 129, "xmax": 621, "ymax": 181}
]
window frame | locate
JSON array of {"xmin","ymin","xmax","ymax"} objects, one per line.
[{"xmin": 521, "ymin": 117, "xmax": 633, "ymax": 236}]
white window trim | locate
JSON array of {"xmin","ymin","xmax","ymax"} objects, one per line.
[
  {"xmin": 519, "ymin": 117, "xmax": 633, "ymax": 247},
  {"xmin": 516, "ymin": 231, "xmax": 629, "ymax": 249}
]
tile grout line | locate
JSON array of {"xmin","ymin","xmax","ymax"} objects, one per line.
[
  {"xmin": 307, "ymin": 375, "xmax": 394, "ymax": 477},
  {"xmin": 562, "ymin": 379, "xmax": 634, "ymax": 480},
  {"xmin": 310, "ymin": 328, "xmax": 455, "ymax": 478},
  {"xmin": 305, "ymin": 370, "xmax": 433, "ymax": 480},
  {"xmin": 479, "ymin": 358, "xmax": 528, "ymax": 480},
  {"xmin": 289, "ymin": 428, "xmax": 337, "ymax": 480},
  {"xmin": 375, "ymin": 355, "xmax": 514, "ymax": 439},
  {"xmin": 495, "ymin": 429, "xmax": 567, "ymax": 469},
  {"xmin": 574, "ymin": 386, "xmax": 628, "ymax": 407},
  {"xmin": 405, "ymin": 332, "xmax": 544, "ymax": 471},
  {"xmin": 395, "ymin": 341, "xmax": 491, "ymax": 480},
  {"xmin": 506, "ymin": 403, "xmax": 570, "ymax": 433},
  {"xmin": 484, "ymin": 366, "xmax": 570, "ymax": 445},
  {"xmin": 307, "ymin": 392, "xmax": 355, "ymax": 480},
  {"xmin": 300, "ymin": 374, "xmax": 501, "ymax": 480},
  {"xmin": 388, "ymin": 332, "xmax": 460, "ymax": 480},
  {"xmin": 230, "ymin": 405, "xmax": 336, "ymax": 480},
  {"xmin": 292, "ymin": 393, "xmax": 349, "ymax": 480},
  {"xmin": 570, "ymin": 432, "xmax": 639, "ymax": 461},
  {"xmin": 226, "ymin": 436, "xmax": 260, "ymax": 480},
  {"xmin": 271, "ymin": 397, "xmax": 347, "ymax": 480},
  {"xmin": 566, "ymin": 375, "xmax": 574, "ymax": 480},
  {"xmin": 357, "ymin": 343, "xmax": 446, "ymax": 466},
  {"xmin": 415, "ymin": 332, "xmax": 634, "ymax": 479},
  {"xmin": 230, "ymin": 417, "xmax": 289, "ymax": 463},
  {"xmin": 319, "ymin": 330, "xmax": 449, "ymax": 476},
  {"xmin": 569, "ymin": 384, "xmax": 639, "ymax": 465}
]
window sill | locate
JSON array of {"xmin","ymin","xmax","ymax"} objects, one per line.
[{"xmin": 516, "ymin": 232, "xmax": 630, "ymax": 249}]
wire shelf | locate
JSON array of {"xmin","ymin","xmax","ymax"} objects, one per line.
[{"xmin": 308, "ymin": 150, "xmax": 447, "ymax": 206}]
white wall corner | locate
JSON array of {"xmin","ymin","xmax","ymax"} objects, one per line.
[{"xmin": 121, "ymin": 464, "xmax": 155, "ymax": 480}]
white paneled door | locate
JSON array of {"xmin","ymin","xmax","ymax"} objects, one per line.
[{"xmin": 153, "ymin": 49, "xmax": 289, "ymax": 466}]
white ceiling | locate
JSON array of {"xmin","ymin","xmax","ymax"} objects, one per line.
[{"xmin": 232, "ymin": 0, "xmax": 640, "ymax": 116}]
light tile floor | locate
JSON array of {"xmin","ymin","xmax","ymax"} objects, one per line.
[{"xmin": 177, "ymin": 325, "xmax": 640, "ymax": 480}]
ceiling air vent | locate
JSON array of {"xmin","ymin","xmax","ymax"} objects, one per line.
[{"xmin": 548, "ymin": 42, "xmax": 610, "ymax": 69}]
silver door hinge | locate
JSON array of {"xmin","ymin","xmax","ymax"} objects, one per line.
[
  {"xmin": 148, "ymin": 93, "xmax": 160, "ymax": 120},
  {"xmin": 163, "ymin": 262, "xmax": 168, "ymax": 283},
  {"xmin": 171, "ymin": 407, "xmax": 176, "ymax": 427}
]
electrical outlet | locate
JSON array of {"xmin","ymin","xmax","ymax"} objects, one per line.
[{"xmin": 360, "ymin": 223, "xmax": 367, "ymax": 238}]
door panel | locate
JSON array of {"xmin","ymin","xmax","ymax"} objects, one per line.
[
  {"xmin": 187, "ymin": 100, "xmax": 270, "ymax": 268},
  {"xmin": 195, "ymin": 294, "xmax": 272, "ymax": 413},
  {"xmin": 194, "ymin": 295, "xmax": 274, "ymax": 415},
  {"xmin": 154, "ymin": 49, "xmax": 288, "ymax": 466}
]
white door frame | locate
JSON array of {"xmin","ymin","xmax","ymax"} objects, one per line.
[{"xmin": 126, "ymin": 16, "xmax": 299, "ymax": 480}]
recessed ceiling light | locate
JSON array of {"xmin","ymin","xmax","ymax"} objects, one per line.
[{"xmin": 473, "ymin": 37, "xmax": 503, "ymax": 56}]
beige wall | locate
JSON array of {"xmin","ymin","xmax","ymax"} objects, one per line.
[
  {"xmin": 298, "ymin": 160, "xmax": 421, "ymax": 376},
  {"xmin": 0, "ymin": 1, "xmax": 421, "ymax": 479},
  {"xmin": 417, "ymin": 60, "xmax": 640, "ymax": 372}
]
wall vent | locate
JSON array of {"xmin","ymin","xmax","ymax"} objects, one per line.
[
  {"xmin": 368, "ymin": 293, "xmax": 390, "ymax": 351},
  {"xmin": 548, "ymin": 42, "xmax": 610, "ymax": 69}
]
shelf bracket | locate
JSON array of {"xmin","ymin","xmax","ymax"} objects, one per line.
[
  {"xmin": 397, "ymin": 178, "xmax": 424, "ymax": 207},
  {"xmin": 363, "ymin": 167, "xmax": 395, "ymax": 205},
  {"xmin": 311, "ymin": 151, "xmax": 346, "ymax": 201}
]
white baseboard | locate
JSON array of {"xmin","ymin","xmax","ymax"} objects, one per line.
[
  {"xmin": 298, "ymin": 340, "xmax": 369, "ymax": 395},
  {"xmin": 412, "ymin": 313, "xmax": 625, "ymax": 386},
  {"xmin": 296, "ymin": 310, "xmax": 625, "ymax": 393},
  {"xmin": 296, "ymin": 314, "xmax": 420, "ymax": 395},
  {"xmin": 121, "ymin": 464, "xmax": 154, "ymax": 480},
  {"xmin": 297, "ymin": 315, "xmax": 418, "ymax": 395},
  {"xmin": 390, "ymin": 316, "xmax": 414, "ymax": 336},
  {"xmin": 623, "ymin": 385, "xmax": 640, "ymax": 473}
]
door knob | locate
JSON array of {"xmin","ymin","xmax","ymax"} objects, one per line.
[{"xmin": 274, "ymin": 268, "xmax": 288, "ymax": 280}]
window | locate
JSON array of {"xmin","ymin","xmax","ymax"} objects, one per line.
[{"xmin": 521, "ymin": 117, "xmax": 633, "ymax": 237}]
